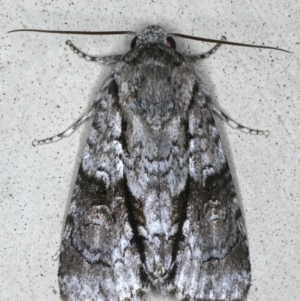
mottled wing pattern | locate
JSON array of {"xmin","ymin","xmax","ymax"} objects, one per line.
[
  {"xmin": 173, "ymin": 87, "xmax": 251, "ymax": 300},
  {"xmin": 58, "ymin": 78, "xmax": 144, "ymax": 301},
  {"xmin": 58, "ymin": 25, "xmax": 251, "ymax": 301},
  {"xmin": 113, "ymin": 45, "xmax": 195, "ymax": 291}
]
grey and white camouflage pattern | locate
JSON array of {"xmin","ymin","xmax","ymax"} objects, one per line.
[{"xmin": 58, "ymin": 25, "xmax": 251, "ymax": 301}]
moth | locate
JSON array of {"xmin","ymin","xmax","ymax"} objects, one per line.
[{"xmin": 10, "ymin": 25, "xmax": 287, "ymax": 301}]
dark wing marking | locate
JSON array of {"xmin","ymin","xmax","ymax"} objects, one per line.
[
  {"xmin": 58, "ymin": 77, "xmax": 144, "ymax": 301},
  {"xmin": 173, "ymin": 87, "xmax": 251, "ymax": 301}
]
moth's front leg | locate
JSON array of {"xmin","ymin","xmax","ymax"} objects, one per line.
[
  {"xmin": 66, "ymin": 40, "xmax": 122, "ymax": 65},
  {"xmin": 187, "ymin": 36, "xmax": 226, "ymax": 62}
]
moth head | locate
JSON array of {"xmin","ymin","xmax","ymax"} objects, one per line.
[{"xmin": 131, "ymin": 25, "xmax": 176, "ymax": 49}]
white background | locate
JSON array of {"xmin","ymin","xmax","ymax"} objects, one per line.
[{"xmin": 1, "ymin": 1, "xmax": 299, "ymax": 300}]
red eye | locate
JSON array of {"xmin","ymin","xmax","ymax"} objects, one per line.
[{"xmin": 166, "ymin": 37, "xmax": 176, "ymax": 49}]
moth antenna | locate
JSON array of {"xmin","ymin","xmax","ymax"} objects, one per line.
[
  {"xmin": 9, "ymin": 29, "xmax": 289, "ymax": 53},
  {"xmin": 169, "ymin": 32, "xmax": 290, "ymax": 53},
  {"xmin": 8, "ymin": 29, "xmax": 137, "ymax": 36}
]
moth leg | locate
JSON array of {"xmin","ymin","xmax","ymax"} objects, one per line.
[
  {"xmin": 66, "ymin": 40, "xmax": 122, "ymax": 65},
  {"xmin": 32, "ymin": 103, "xmax": 97, "ymax": 146},
  {"xmin": 210, "ymin": 103, "xmax": 270, "ymax": 136},
  {"xmin": 187, "ymin": 36, "xmax": 227, "ymax": 61}
]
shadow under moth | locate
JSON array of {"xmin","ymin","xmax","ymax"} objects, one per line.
[{"xmin": 10, "ymin": 25, "xmax": 288, "ymax": 301}]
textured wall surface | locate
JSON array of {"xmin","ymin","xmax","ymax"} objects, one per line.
[{"xmin": 1, "ymin": 1, "xmax": 299, "ymax": 300}]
